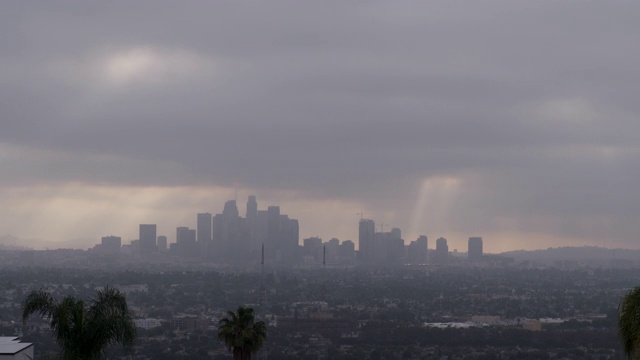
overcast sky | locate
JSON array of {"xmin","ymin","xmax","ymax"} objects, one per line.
[{"xmin": 1, "ymin": 1, "xmax": 639, "ymax": 252}]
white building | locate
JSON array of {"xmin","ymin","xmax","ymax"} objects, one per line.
[{"xmin": 134, "ymin": 318, "xmax": 163, "ymax": 329}]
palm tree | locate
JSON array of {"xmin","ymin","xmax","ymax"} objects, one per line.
[
  {"xmin": 619, "ymin": 286, "xmax": 640, "ymax": 359},
  {"xmin": 22, "ymin": 287, "xmax": 136, "ymax": 360},
  {"xmin": 218, "ymin": 306, "xmax": 267, "ymax": 360}
]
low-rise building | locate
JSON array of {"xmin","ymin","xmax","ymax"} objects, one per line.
[{"xmin": 0, "ymin": 337, "xmax": 34, "ymax": 360}]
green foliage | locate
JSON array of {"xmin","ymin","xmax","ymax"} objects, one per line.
[
  {"xmin": 619, "ymin": 286, "xmax": 640, "ymax": 359},
  {"xmin": 217, "ymin": 306, "xmax": 266, "ymax": 360},
  {"xmin": 22, "ymin": 287, "xmax": 136, "ymax": 360}
]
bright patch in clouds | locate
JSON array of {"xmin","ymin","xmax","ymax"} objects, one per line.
[
  {"xmin": 101, "ymin": 47, "xmax": 215, "ymax": 86},
  {"xmin": 409, "ymin": 176, "xmax": 462, "ymax": 239},
  {"xmin": 536, "ymin": 97, "xmax": 598, "ymax": 123},
  {"xmin": 0, "ymin": 184, "xmax": 251, "ymax": 247}
]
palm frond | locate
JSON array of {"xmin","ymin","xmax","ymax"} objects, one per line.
[
  {"xmin": 86, "ymin": 287, "xmax": 136, "ymax": 358},
  {"xmin": 619, "ymin": 287, "xmax": 640, "ymax": 359},
  {"xmin": 22, "ymin": 289, "xmax": 57, "ymax": 325},
  {"xmin": 53, "ymin": 297, "xmax": 86, "ymax": 359},
  {"xmin": 218, "ymin": 306, "xmax": 267, "ymax": 359},
  {"xmin": 21, "ymin": 287, "xmax": 136, "ymax": 360}
]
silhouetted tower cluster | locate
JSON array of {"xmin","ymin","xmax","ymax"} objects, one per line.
[
  {"xmin": 301, "ymin": 236, "xmax": 355, "ymax": 265},
  {"xmin": 358, "ymin": 218, "xmax": 419, "ymax": 265},
  {"xmin": 211, "ymin": 196, "xmax": 299, "ymax": 265}
]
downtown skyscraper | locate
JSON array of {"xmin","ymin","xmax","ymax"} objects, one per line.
[
  {"xmin": 210, "ymin": 196, "xmax": 299, "ymax": 266},
  {"xmin": 139, "ymin": 224, "xmax": 157, "ymax": 256}
]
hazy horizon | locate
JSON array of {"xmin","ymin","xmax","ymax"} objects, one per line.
[{"xmin": 2, "ymin": 2, "xmax": 639, "ymax": 253}]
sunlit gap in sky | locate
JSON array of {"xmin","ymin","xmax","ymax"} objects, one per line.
[{"xmin": 409, "ymin": 176, "xmax": 461, "ymax": 241}]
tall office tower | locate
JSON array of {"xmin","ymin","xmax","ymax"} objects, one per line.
[
  {"xmin": 417, "ymin": 235, "xmax": 428, "ymax": 246},
  {"xmin": 179, "ymin": 227, "xmax": 197, "ymax": 242},
  {"xmin": 417, "ymin": 235, "xmax": 428, "ymax": 264},
  {"xmin": 372, "ymin": 231, "xmax": 388, "ymax": 263},
  {"xmin": 157, "ymin": 235, "xmax": 168, "ymax": 251},
  {"xmin": 281, "ymin": 217, "xmax": 299, "ymax": 263},
  {"xmin": 468, "ymin": 237, "xmax": 483, "ymax": 261},
  {"xmin": 387, "ymin": 227, "xmax": 405, "ymax": 264},
  {"xmin": 223, "ymin": 200, "xmax": 239, "ymax": 218},
  {"xmin": 255, "ymin": 210, "xmax": 268, "ymax": 244},
  {"xmin": 358, "ymin": 219, "xmax": 375, "ymax": 264},
  {"xmin": 188, "ymin": 228, "xmax": 197, "ymax": 246},
  {"xmin": 266, "ymin": 206, "xmax": 281, "ymax": 260},
  {"xmin": 197, "ymin": 213, "xmax": 212, "ymax": 252},
  {"xmin": 101, "ymin": 236, "xmax": 121, "ymax": 255},
  {"xmin": 246, "ymin": 195, "xmax": 258, "ymax": 220},
  {"xmin": 407, "ymin": 235, "xmax": 428, "ymax": 265},
  {"xmin": 177, "ymin": 226, "xmax": 197, "ymax": 257},
  {"xmin": 434, "ymin": 237, "xmax": 449, "ymax": 264},
  {"xmin": 303, "ymin": 237, "xmax": 323, "ymax": 264},
  {"xmin": 391, "ymin": 228, "xmax": 401, "ymax": 241},
  {"xmin": 212, "ymin": 213, "xmax": 225, "ymax": 257},
  {"xmin": 246, "ymin": 196, "xmax": 259, "ymax": 249},
  {"xmin": 339, "ymin": 240, "xmax": 355, "ymax": 263},
  {"xmin": 139, "ymin": 224, "xmax": 157, "ymax": 255},
  {"xmin": 255, "ymin": 206, "xmax": 299, "ymax": 264},
  {"xmin": 326, "ymin": 238, "xmax": 340, "ymax": 262},
  {"xmin": 213, "ymin": 200, "xmax": 242, "ymax": 261}
]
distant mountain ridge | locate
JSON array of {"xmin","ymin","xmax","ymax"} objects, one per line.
[{"xmin": 500, "ymin": 246, "xmax": 640, "ymax": 264}]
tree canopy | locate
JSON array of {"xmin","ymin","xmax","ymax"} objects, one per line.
[
  {"xmin": 22, "ymin": 287, "xmax": 136, "ymax": 360},
  {"xmin": 218, "ymin": 306, "xmax": 267, "ymax": 360},
  {"xmin": 619, "ymin": 286, "xmax": 640, "ymax": 359}
]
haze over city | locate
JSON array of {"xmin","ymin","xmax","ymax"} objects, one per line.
[{"xmin": 2, "ymin": 1, "xmax": 639, "ymax": 253}]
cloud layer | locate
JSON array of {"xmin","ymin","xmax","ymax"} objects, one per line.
[{"xmin": 1, "ymin": 1, "xmax": 639, "ymax": 251}]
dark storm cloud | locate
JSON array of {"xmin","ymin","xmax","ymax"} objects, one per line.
[{"xmin": 2, "ymin": 1, "xmax": 640, "ymax": 246}]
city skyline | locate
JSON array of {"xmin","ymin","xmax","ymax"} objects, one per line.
[
  {"xmin": 86, "ymin": 195, "xmax": 484, "ymax": 259},
  {"xmin": 2, "ymin": 2, "xmax": 640, "ymax": 253},
  {"xmin": 0, "ymin": 185, "xmax": 634, "ymax": 254},
  {"xmin": 91, "ymin": 194, "xmax": 489, "ymax": 266}
]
